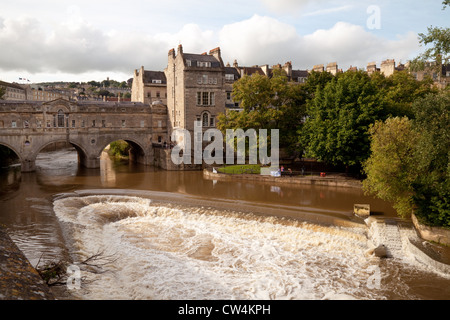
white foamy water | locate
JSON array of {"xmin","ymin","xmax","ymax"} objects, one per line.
[{"xmin": 53, "ymin": 195, "xmax": 393, "ymax": 300}]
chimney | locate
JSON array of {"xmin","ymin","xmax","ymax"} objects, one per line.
[
  {"xmin": 168, "ymin": 48, "xmax": 175, "ymax": 58},
  {"xmin": 177, "ymin": 44, "xmax": 183, "ymax": 55},
  {"xmin": 209, "ymin": 47, "xmax": 221, "ymax": 60}
]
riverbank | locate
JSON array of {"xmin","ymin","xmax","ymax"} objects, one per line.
[
  {"xmin": 203, "ymin": 168, "xmax": 362, "ymax": 188},
  {"xmin": 0, "ymin": 225, "xmax": 54, "ymax": 300}
]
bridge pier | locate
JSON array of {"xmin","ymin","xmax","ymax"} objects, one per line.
[
  {"xmin": 77, "ymin": 152, "xmax": 100, "ymax": 169},
  {"xmin": 21, "ymin": 159, "xmax": 36, "ymax": 173}
]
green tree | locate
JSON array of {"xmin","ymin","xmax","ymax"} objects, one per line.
[
  {"xmin": 363, "ymin": 92, "xmax": 449, "ymax": 227},
  {"xmin": 411, "ymin": 92, "xmax": 450, "ymax": 227},
  {"xmin": 362, "ymin": 117, "xmax": 419, "ymax": 218},
  {"xmin": 371, "ymin": 70, "xmax": 437, "ymax": 118},
  {"xmin": 409, "ymin": 1, "xmax": 450, "ymax": 81},
  {"xmin": 302, "ymin": 70, "xmax": 386, "ymax": 169},
  {"xmin": 0, "ymin": 86, "xmax": 5, "ymax": 100},
  {"xmin": 218, "ymin": 69, "xmax": 307, "ymax": 150}
]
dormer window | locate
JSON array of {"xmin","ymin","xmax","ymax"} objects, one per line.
[
  {"xmin": 197, "ymin": 61, "xmax": 211, "ymax": 68},
  {"xmin": 152, "ymin": 79, "xmax": 162, "ymax": 84}
]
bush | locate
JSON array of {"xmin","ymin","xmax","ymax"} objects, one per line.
[{"xmin": 108, "ymin": 140, "xmax": 130, "ymax": 158}]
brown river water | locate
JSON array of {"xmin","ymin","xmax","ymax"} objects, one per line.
[{"xmin": 0, "ymin": 148, "xmax": 449, "ymax": 300}]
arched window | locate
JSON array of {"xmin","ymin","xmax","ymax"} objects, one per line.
[
  {"xmin": 202, "ymin": 112, "xmax": 209, "ymax": 127},
  {"xmin": 57, "ymin": 109, "xmax": 65, "ymax": 128}
]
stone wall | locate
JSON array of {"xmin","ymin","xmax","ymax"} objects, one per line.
[
  {"xmin": 0, "ymin": 226, "xmax": 54, "ymax": 300},
  {"xmin": 412, "ymin": 213, "xmax": 450, "ymax": 246}
]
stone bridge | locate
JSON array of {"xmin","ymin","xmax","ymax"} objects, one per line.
[{"xmin": 0, "ymin": 98, "xmax": 168, "ymax": 172}]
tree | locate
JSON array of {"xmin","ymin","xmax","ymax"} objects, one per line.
[
  {"xmin": 371, "ymin": 70, "xmax": 437, "ymax": 118},
  {"xmin": 411, "ymin": 92, "xmax": 450, "ymax": 227},
  {"xmin": 0, "ymin": 86, "xmax": 5, "ymax": 99},
  {"xmin": 409, "ymin": 1, "xmax": 450, "ymax": 81},
  {"xmin": 302, "ymin": 70, "xmax": 386, "ymax": 170},
  {"xmin": 363, "ymin": 92, "xmax": 450, "ymax": 227},
  {"xmin": 217, "ymin": 69, "xmax": 307, "ymax": 150},
  {"xmin": 362, "ymin": 117, "xmax": 419, "ymax": 218}
]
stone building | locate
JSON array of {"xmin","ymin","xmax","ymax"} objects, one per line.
[
  {"xmin": 131, "ymin": 66, "xmax": 167, "ymax": 105},
  {"xmin": 165, "ymin": 45, "xmax": 228, "ymax": 139},
  {"xmin": 380, "ymin": 59, "xmax": 396, "ymax": 77},
  {"xmin": 0, "ymin": 81, "xmax": 27, "ymax": 100},
  {"xmin": 326, "ymin": 62, "xmax": 339, "ymax": 75},
  {"xmin": 27, "ymin": 87, "xmax": 70, "ymax": 101}
]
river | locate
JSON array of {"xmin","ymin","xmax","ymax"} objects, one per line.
[{"xmin": 0, "ymin": 148, "xmax": 449, "ymax": 300}]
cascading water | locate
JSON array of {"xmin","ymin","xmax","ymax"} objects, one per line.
[{"xmin": 52, "ymin": 194, "xmax": 448, "ymax": 300}]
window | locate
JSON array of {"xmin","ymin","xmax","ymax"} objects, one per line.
[
  {"xmin": 202, "ymin": 113, "xmax": 209, "ymax": 127},
  {"xmin": 227, "ymin": 92, "xmax": 231, "ymax": 100},
  {"xmin": 156, "ymin": 91, "xmax": 160, "ymax": 98},
  {"xmin": 225, "ymin": 74, "xmax": 234, "ymax": 81},
  {"xmin": 57, "ymin": 109, "xmax": 65, "ymax": 127},
  {"xmin": 158, "ymin": 120, "xmax": 162, "ymax": 128},
  {"xmin": 152, "ymin": 79, "xmax": 162, "ymax": 84},
  {"xmin": 92, "ymin": 120, "xmax": 96, "ymax": 127},
  {"xmin": 197, "ymin": 92, "xmax": 215, "ymax": 106},
  {"xmin": 122, "ymin": 120, "xmax": 126, "ymax": 127},
  {"xmin": 197, "ymin": 61, "xmax": 211, "ymax": 68},
  {"xmin": 102, "ymin": 120, "xmax": 106, "ymax": 127},
  {"xmin": 72, "ymin": 120, "xmax": 76, "ymax": 128},
  {"xmin": 11, "ymin": 121, "xmax": 17, "ymax": 128},
  {"xmin": 81, "ymin": 120, "xmax": 85, "ymax": 128},
  {"xmin": 209, "ymin": 116, "xmax": 215, "ymax": 127},
  {"xmin": 202, "ymin": 92, "xmax": 209, "ymax": 105},
  {"xmin": 140, "ymin": 120, "xmax": 145, "ymax": 128},
  {"xmin": 186, "ymin": 60, "xmax": 192, "ymax": 67}
]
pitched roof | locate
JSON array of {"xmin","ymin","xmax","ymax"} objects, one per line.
[
  {"xmin": 292, "ymin": 70, "xmax": 309, "ymax": 78},
  {"xmin": 183, "ymin": 53, "xmax": 222, "ymax": 68},
  {"xmin": 241, "ymin": 67, "xmax": 265, "ymax": 76},
  {"xmin": 143, "ymin": 71, "xmax": 167, "ymax": 84},
  {"xmin": 224, "ymin": 67, "xmax": 241, "ymax": 80}
]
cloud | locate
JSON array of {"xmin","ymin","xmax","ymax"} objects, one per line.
[
  {"xmin": 0, "ymin": 13, "xmax": 420, "ymax": 82},
  {"xmin": 217, "ymin": 16, "xmax": 419, "ymax": 71}
]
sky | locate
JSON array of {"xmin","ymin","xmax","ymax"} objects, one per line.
[{"xmin": 0, "ymin": 0, "xmax": 448, "ymax": 84}]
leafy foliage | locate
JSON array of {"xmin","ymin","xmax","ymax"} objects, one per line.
[
  {"xmin": 217, "ymin": 69, "xmax": 307, "ymax": 152},
  {"xmin": 362, "ymin": 117, "xmax": 419, "ymax": 218},
  {"xmin": 302, "ymin": 70, "xmax": 385, "ymax": 168},
  {"xmin": 411, "ymin": 92, "xmax": 450, "ymax": 227},
  {"xmin": 108, "ymin": 140, "xmax": 130, "ymax": 158},
  {"xmin": 363, "ymin": 93, "xmax": 450, "ymax": 227}
]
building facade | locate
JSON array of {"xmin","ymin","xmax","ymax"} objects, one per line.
[
  {"xmin": 164, "ymin": 45, "xmax": 228, "ymax": 139},
  {"xmin": 131, "ymin": 66, "xmax": 167, "ymax": 105},
  {"xmin": 0, "ymin": 81, "xmax": 27, "ymax": 100}
]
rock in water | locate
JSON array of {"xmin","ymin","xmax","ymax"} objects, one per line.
[{"xmin": 373, "ymin": 244, "xmax": 388, "ymax": 258}]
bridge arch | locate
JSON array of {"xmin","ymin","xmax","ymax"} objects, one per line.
[
  {"xmin": 96, "ymin": 137, "xmax": 149, "ymax": 165},
  {"xmin": 30, "ymin": 139, "xmax": 91, "ymax": 170},
  {"xmin": 0, "ymin": 142, "xmax": 22, "ymax": 164}
]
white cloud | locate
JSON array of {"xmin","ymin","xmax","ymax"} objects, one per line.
[
  {"xmin": 218, "ymin": 16, "xmax": 419, "ymax": 71},
  {"xmin": 0, "ymin": 13, "xmax": 421, "ymax": 83}
]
